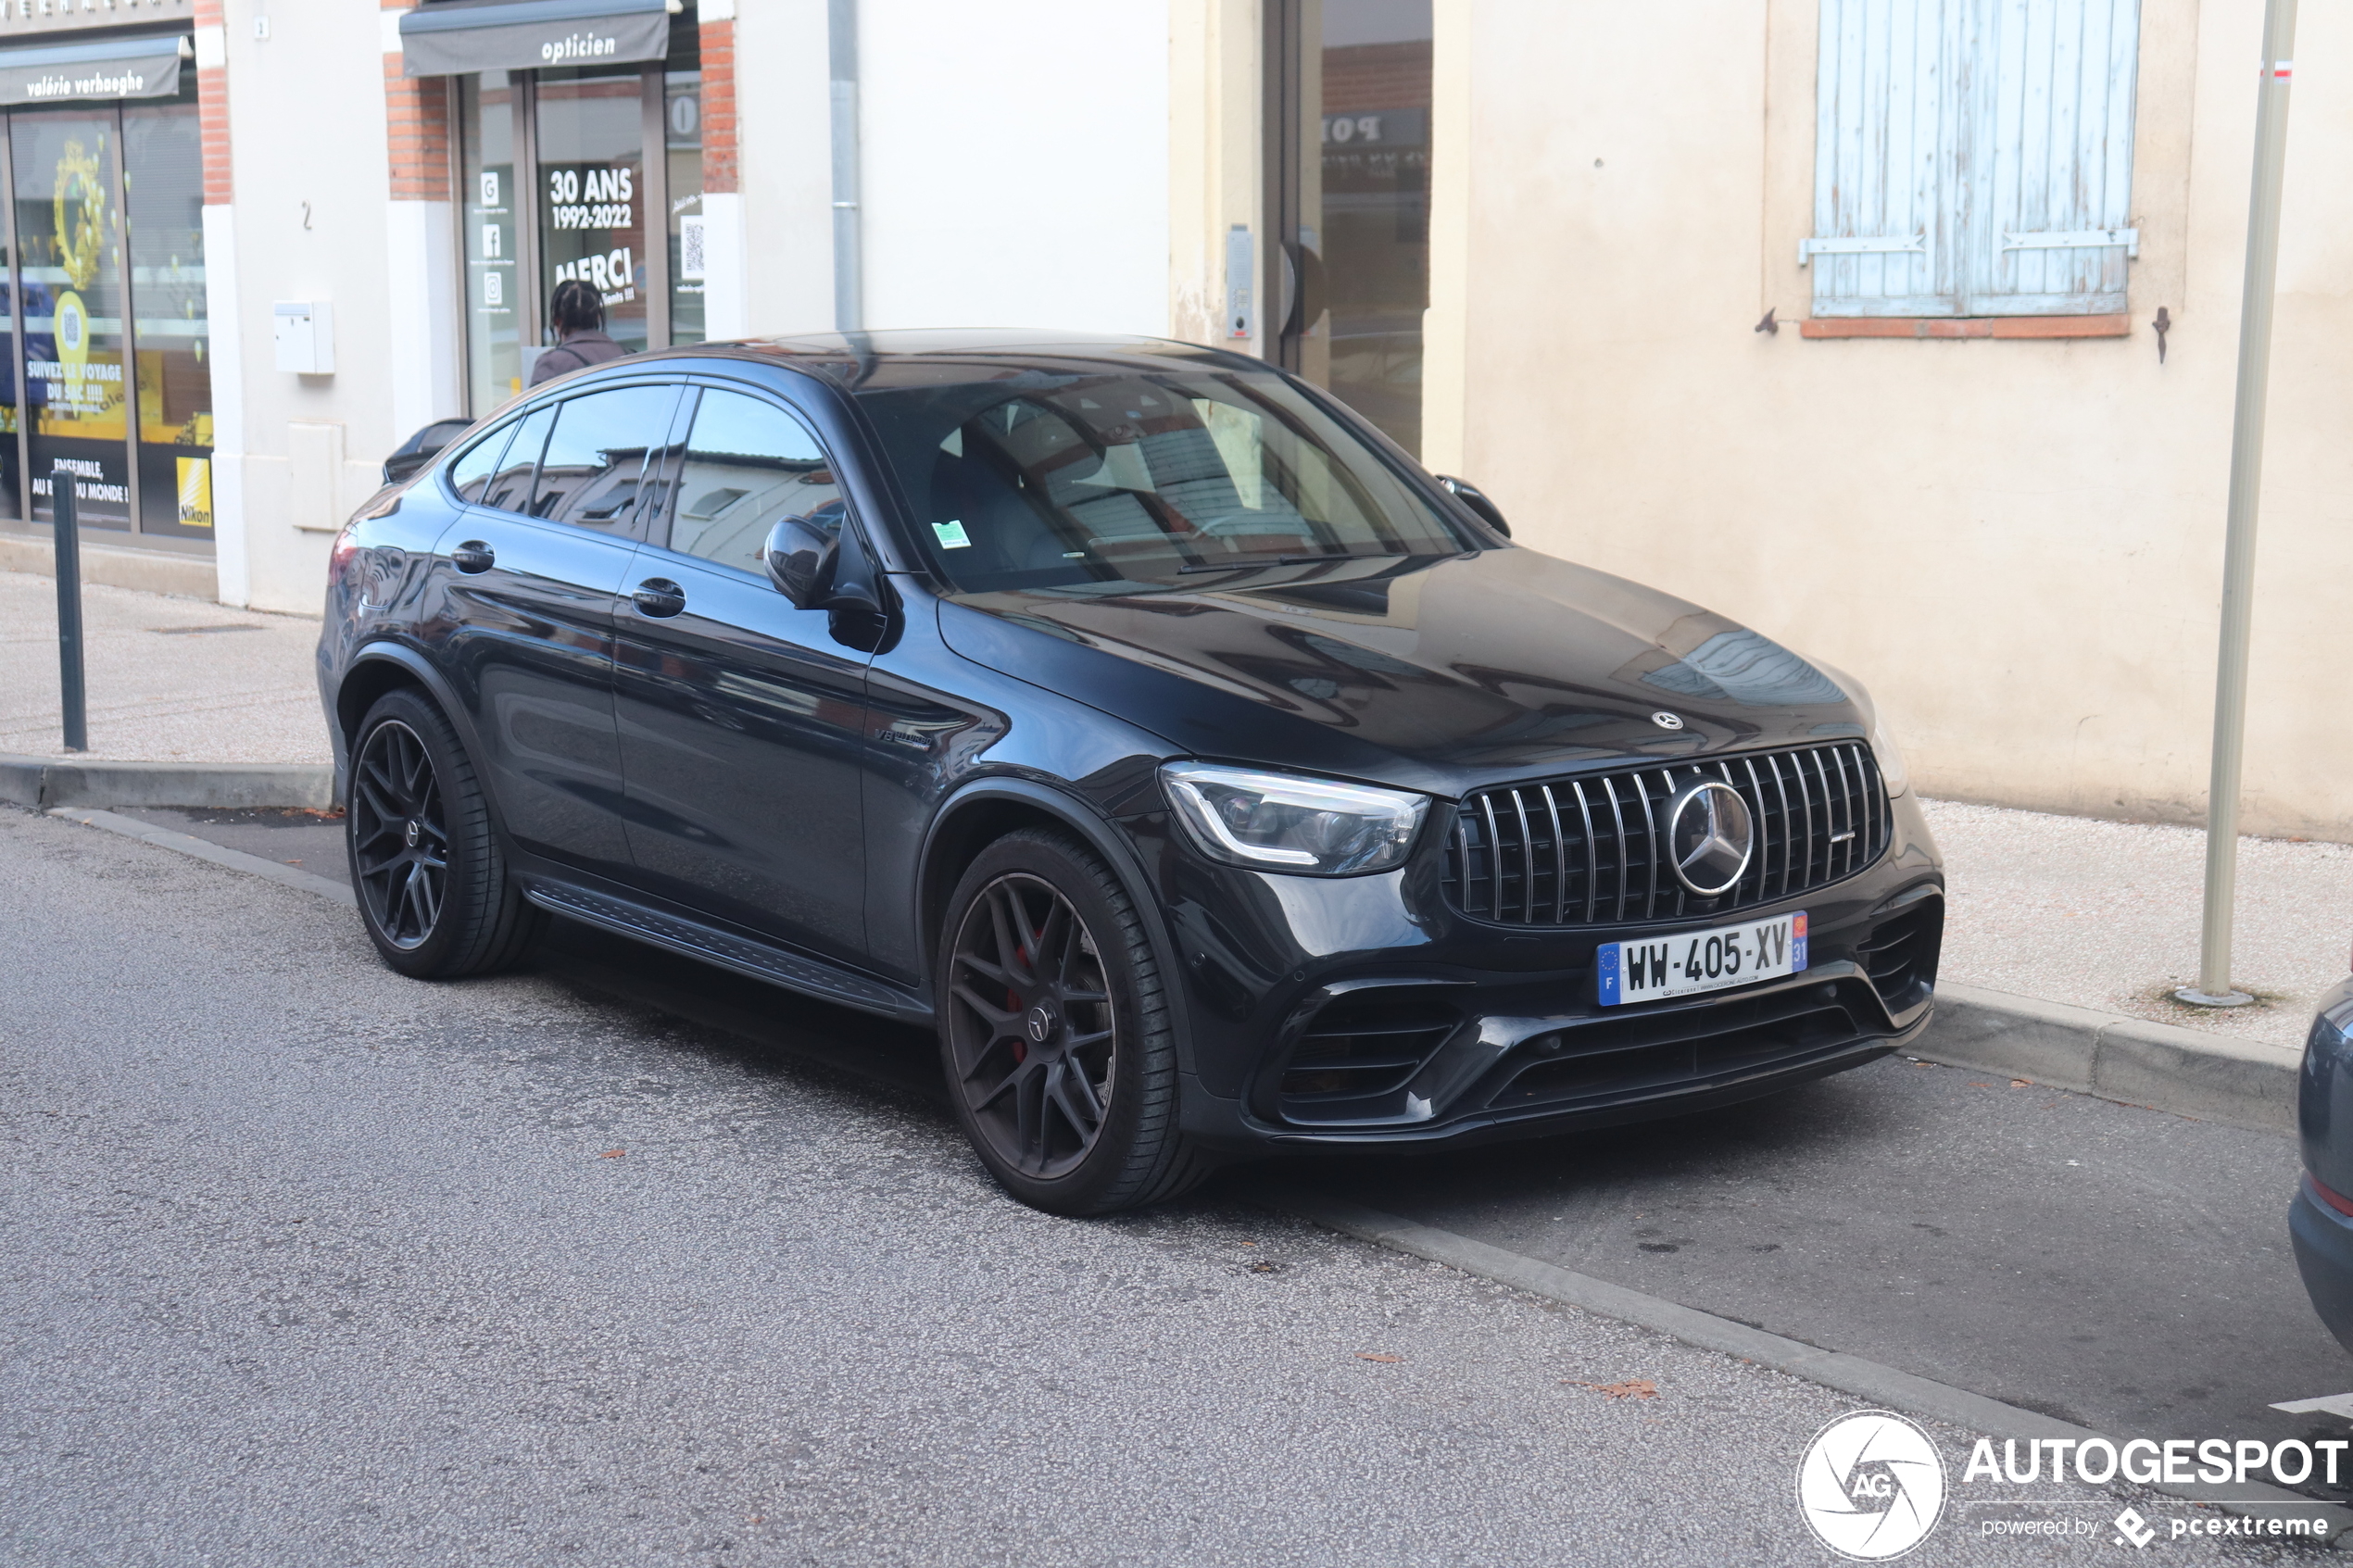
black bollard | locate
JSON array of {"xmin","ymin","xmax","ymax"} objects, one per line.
[{"xmin": 53, "ymin": 467, "xmax": 84, "ymax": 753}]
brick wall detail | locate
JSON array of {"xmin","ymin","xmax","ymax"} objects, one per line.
[
  {"xmin": 383, "ymin": 0, "xmax": 450, "ymax": 202},
  {"xmin": 195, "ymin": 0, "xmax": 229, "ymax": 203},
  {"xmin": 701, "ymin": 17, "xmax": 736, "ymax": 195}
]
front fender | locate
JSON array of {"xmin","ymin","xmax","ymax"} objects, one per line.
[{"xmin": 918, "ymin": 775, "xmax": 1200, "ymax": 1082}]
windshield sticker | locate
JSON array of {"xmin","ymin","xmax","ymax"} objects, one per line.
[{"xmin": 933, "ymin": 519, "xmax": 973, "ymax": 549}]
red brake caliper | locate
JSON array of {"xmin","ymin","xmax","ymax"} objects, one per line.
[{"xmin": 1009, "ymin": 947, "xmax": 1028, "ymax": 1063}]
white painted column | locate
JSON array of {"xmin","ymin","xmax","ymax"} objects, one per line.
[
  {"xmin": 200, "ymin": 202, "xmax": 250, "ymax": 608},
  {"xmin": 702, "ymin": 192, "xmax": 749, "ymax": 338},
  {"xmin": 384, "ymin": 199, "xmax": 460, "ymax": 438},
  {"xmin": 383, "ymin": 11, "xmax": 461, "ymax": 441}
]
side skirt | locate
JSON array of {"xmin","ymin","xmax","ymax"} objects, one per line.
[{"xmin": 523, "ymin": 879, "xmax": 933, "ymax": 1024}]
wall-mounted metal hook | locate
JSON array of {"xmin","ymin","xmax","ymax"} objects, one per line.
[
  {"xmin": 300, "ymin": 200, "xmax": 312, "ymax": 232},
  {"xmin": 2153, "ymin": 306, "xmax": 2171, "ymax": 364}
]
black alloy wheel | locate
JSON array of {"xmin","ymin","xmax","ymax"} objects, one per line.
[
  {"xmin": 947, "ymin": 871, "xmax": 1118, "ymax": 1178},
  {"xmin": 346, "ymin": 687, "xmax": 546, "ymax": 979},
  {"xmin": 351, "ymin": 717, "xmax": 447, "ymax": 948},
  {"xmin": 937, "ymin": 830, "xmax": 1208, "ymax": 1214}
]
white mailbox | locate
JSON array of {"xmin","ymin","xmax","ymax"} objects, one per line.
[{"xmin": 273, "ymin": 300, "xmax": 334, "ymax": 374}]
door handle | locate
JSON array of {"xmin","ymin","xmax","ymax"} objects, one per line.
[
  {"xmin": 450, "ymin": 540, "xmax": 495, "ymax": 574},
  {"xmin": 632, "ymin": 577, "xmax": 687, "ymax": 618}
]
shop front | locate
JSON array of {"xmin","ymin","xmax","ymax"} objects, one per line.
[
  {"xmin": 402, "ymin": 0, "xmax": 705, "ymax": 417},
  {"xmin": 0, "ymin": 28, "xmax": 210, "ymax": 555}
]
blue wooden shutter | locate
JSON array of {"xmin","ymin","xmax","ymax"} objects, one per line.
[
  {"xmin": 1965, "ymin": 0, "xmax": 2141, "ymax": 313},
  {"xmin": 1807, "ymin": 0, "xmax": 1965, "ymax": 317}
]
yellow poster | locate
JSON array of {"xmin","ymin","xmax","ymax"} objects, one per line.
[{"xmin": 175, "ymin": 456, "xmax": 212, "ymax": 530}]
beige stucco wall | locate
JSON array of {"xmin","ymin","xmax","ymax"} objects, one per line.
[
  {"xmin": 216, "ymin": 0, "xmax": 410, "ymax": 616},
  {"xmin": 1177, "ymin": 0, "xmax": 2353, "ymax": 839}
]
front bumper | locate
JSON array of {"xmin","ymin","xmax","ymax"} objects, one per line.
[{"xmin": 1144, "ymin": 788, "xmax": 1944, "ymax": 1152}]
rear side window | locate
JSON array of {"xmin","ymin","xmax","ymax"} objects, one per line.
[
  {"xmin": 527, "ymin": 383, "xmax": 680, "ymax": 533},
  {"xmin": 660, "ymin": 388, "xmax": 843, "ymax": 574},
  {"xmin": 479, "ymin": 403, "xmax": 556, "ymax": 514},
  {"xmin": 445, "ymin": 420, "xmax": 517, "ymax": 504}
]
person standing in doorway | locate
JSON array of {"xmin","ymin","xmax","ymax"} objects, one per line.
[{"xmin": 528, "ymin": 279, "xmax": 629, "ymax": 386}]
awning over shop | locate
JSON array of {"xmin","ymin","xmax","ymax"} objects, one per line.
[
  {"xmin": 0, "ymin": 32, "xmax": 185, "ymax": 107},
  {"xmin": 399, "ymin": 0, "xmax": 674, "ymax": 79}
]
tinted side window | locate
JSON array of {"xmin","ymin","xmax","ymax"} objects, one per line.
[
  {"xmin": 445, "ymin": 420, "xmax": 518, "ymax": 504},
  {"xmin": 479, "ymin": 403, "xmax": 556, "ymax": 514},
  {"xmin": 661, "ymin": 388, "xmax": 842, "ymax": 574},
  {"xmin": 528, "ymin": 383, "xmax": 680, "ymax": 533}
]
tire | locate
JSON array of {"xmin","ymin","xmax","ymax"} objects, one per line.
[
  {"xmin": 346, "ymin": 687, "xmax": 547, "ymax": 979},
  {"xmin": 937, "ymin": 828, "xmax": 1209, "ymax": 1215}
]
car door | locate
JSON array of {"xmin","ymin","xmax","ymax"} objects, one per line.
[
  {"xmin": 430, "ymin": 379, "xmax": 682, "ymax": 875},
  {"xmin": 610, "ymin": 382, "xmax": 875, "ymax": 962}
]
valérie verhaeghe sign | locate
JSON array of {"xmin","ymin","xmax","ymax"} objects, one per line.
[
  {"xmin": 0, "ymin": 34, "xmax": 180, "ymax": 107},
  {"xmin": 397, "ymin": 0, "xmax": 671, "ymax": 79}
]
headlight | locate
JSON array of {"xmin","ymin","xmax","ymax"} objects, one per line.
[
  {"xmin": 1810, "ymin": 654, "xmax": 1910, "ymax": 799},
  {"xmin": 1871, "ymin": 716, "xmax": 1911, "ymax": 797},
  {"xmin": 1161, "ymin": 762, "xmax": 1428, "ymax": 876}
]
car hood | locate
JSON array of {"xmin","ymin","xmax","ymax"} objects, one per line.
[{"xmin": 933, "ymin": 547, "xmax": 1869, "ymax": 797}]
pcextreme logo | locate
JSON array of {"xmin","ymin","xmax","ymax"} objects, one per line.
[{"xmin": 1797, "ymin": 1411, "xmax": 1947, "ymax": 1561}]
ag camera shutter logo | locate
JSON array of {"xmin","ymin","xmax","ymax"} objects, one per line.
[{"xmin": 1795, "ymin": 1411, "xmax": 1947, "ymax": 1560}]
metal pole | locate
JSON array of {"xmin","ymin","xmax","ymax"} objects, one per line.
[
  {"xmin": 53, "ymin": 466, "xmax": 84, "ymax": 753},
  {"xmin": 2179, "ymin": 0, "xmax": 2299, "ymax": 1009},
  {"xmin": 827, "ymin": 0, "xmax": 862, "ymax": 332}
]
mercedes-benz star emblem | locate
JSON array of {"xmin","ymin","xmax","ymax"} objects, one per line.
[
  {"xmin": 1651, "ymin": 711, "xmax": 1684, "ymax": 731},
  {"xmin": 1665, "ymin": 778, "xmax": 1754, "ymax": 897},
  {"xmin": 1025, "ymin": 1005, "xmax": 1056, "ymax": 1046}
]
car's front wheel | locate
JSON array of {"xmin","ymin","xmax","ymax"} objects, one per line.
[
  {"xmin": 937, "ymin": 829, "xmax": 1207, "ymax": 1214},
  {"xmin": 346, "ymin": 687, "xmax": 546, "ymax": 978}
]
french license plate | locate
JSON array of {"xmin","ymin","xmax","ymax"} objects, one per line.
[{"xmin": 1597, "ymin": 912, "xmax": 1807, "ymax": 1007}]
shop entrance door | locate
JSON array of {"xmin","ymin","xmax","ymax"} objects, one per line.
[
  {"xmin": 459, "ymin": 51, "xmax": 703, "ymax": 417},
  {"xmin": 534, "ymin": 69, "xmax": 654, "ymax": 360},
  {"xmin": 1265, "ymin": 0, "xmax": 1433, "ymax": 458}
]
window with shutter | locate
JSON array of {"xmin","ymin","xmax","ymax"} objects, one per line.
[{"xmin": 1806, "ymin": 0, "xmax": 2140, "ymax": 320}]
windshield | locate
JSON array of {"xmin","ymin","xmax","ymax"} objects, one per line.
[{"xmin": 852, "ymin": 367, "xmax": 1483, "ymax": 592}]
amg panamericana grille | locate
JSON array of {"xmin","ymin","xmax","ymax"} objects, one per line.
[{"xmin": 1443, "ymin": 742, "xmax": 1891, "ymax": 926}]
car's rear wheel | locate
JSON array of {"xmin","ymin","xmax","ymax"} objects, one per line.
[
  {"xmin": 937, "ymin": 829, "xmax": 1207, "ymax": 1214},
  {"xmin": 347, "ymin": 687, "xmax": 546, "ymax": 978}
]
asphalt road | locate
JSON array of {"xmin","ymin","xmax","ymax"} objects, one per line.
[
  {"xmin": 0, "ymin": 804, "xmax": 2324, "ymax": 1565},
  {"xmin": 1322, "ymin": 1059, "xmax": 2353, "ymax": 1477}
]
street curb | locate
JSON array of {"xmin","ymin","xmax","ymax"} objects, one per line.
[
  {"xmin": 1915, "ymin": 982, "xmax": 2300, "ymax": 1135},
  {"xmin": 0, "ymin": 753, "xmax": 332, "ymax": 810},
  {"xmin": 44, "ymin": 806, "xmax": 354, "ymax": 906},
  {"xmin": 1266, "ymin": 1185, "xmax": 2352, "ymax": 1540}
]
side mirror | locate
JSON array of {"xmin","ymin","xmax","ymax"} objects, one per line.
[
  {"xmin": 1435, "ymin": 474, "xmax": 1509, "ymax": 537},
  {"xmin": 763, "ymin": 514, "xmax": 840, "ymax": 608},
  {"xmin": 383, "ymin": 418, "xmax": 473, "ymax": 486}
]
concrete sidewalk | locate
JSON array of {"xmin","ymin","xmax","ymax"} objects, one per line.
[
  {"xmin": 0, "ymin": 568, "xmax": 329, "ymax": 765},
  {"xmin": 1926, "ymin": 799, "xmax": 2347, "ymax": 1051}
]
